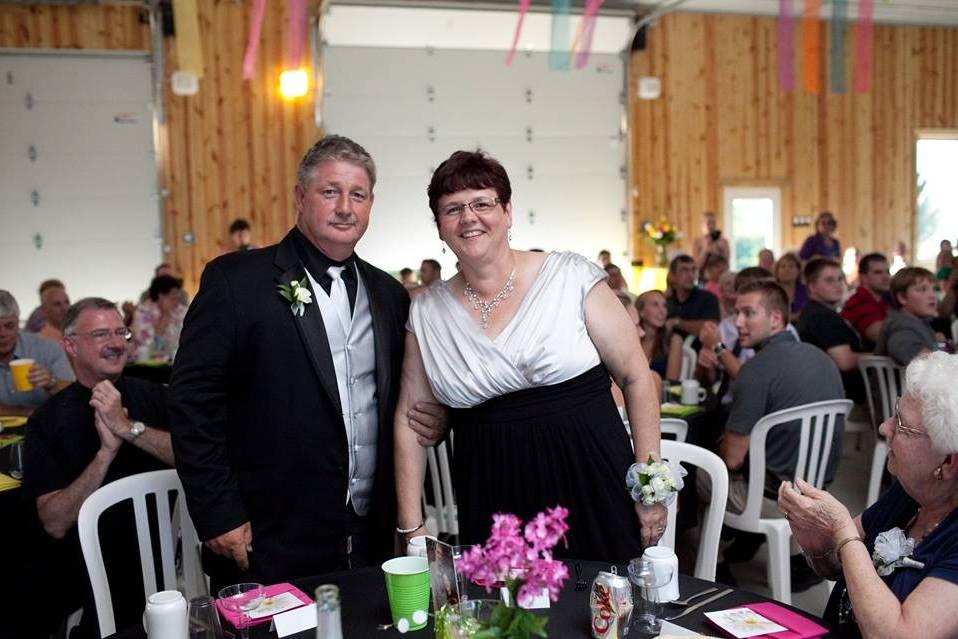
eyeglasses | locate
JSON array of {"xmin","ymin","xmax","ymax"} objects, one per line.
[
  {"xmin": 67, "ymin": 327, "xmax": 133, "ymax": 342},
  {"xmin": 892, "ymin": 398, "xmax": 928, "ymax": 439},
  {"xmin": 439, "ymin": 197, "xmax": 500, "ymax": 218}
]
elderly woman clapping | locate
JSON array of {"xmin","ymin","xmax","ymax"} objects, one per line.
[{"xmin": 777, "ymin": 351, "xmax": 958, "ymax": 639}]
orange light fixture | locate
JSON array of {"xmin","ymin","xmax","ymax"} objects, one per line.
[{"xmin": 279, "ymin": 69, "xmax": 309, "ymax": 99}]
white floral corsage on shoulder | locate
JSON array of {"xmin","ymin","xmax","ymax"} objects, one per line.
[
  {"xmin": 626, "ymin": 455, "xmax": 687, "ymax": 506},
  {"xmin": 872, "ymin": 527, "xmax": 925, "ymax": 576},
  {"xmin": 277, "ymin": 278, "xmax": 313, "ymax": 317}
]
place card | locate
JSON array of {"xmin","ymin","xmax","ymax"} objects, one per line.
[
  {"xmin": 704, "ymin": 607, "xmax": 787, "ymax": 638},
  {"xmin": 248, "ymin": 591, "xmax": 306, "ymax": 619},
  {"xmin": 272, "ymin": 602, "xmax": 317, "ymax": 638}
]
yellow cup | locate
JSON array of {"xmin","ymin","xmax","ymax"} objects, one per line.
[{"xmin": 10, "ymin": 359, "xmax": 35, "ymax": 392}]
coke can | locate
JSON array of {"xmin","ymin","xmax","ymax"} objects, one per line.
[{"xmin": 590, "ymin": 567, "xmax": 633, "ymax": 638}]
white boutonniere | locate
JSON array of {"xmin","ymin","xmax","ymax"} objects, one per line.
[
  {"xmin": 626, "ymin": 455, "xmax": 687, "ymax": 506},
  {"xmin": 872, "ymin": 527, "xmax": 925, "ymax": 576},
  {"xmin": 277, "ymin": 278, "xmax": 312, "ymax": 317}
]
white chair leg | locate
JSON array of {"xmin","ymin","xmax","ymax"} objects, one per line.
[
  {"xmin": 867, "ymin": 439, "xmax": 888, "ymax": 506},
  {"xmin": 765, "ymin": 525, "xmax": 792, "ymax": 605}
]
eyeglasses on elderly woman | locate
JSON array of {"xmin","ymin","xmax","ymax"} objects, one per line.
[{"xmin": 892, "ymin": 397, "xmax": 929, "ymax": 439}]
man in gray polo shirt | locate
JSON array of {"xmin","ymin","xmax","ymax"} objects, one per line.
[
  {"xmin": 0, "ymin": 290, "xmax": 74, "ymax": 416},
  {"xmin": 719, "ymin": 280, "xmax": 845, "ymax": 514}
]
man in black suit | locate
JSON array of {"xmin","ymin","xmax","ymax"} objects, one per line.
[{"xmin": 170, "ymin": 135, "xmax": 446, "ymax": 587}]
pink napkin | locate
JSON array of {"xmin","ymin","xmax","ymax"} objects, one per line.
[
  {"xmin": 214, "ymin": 582, "xmax": 311, "ymax": 629},
  {"xmin": 710, "ymin": 602, "xmax": 828, "ymax": 639}
]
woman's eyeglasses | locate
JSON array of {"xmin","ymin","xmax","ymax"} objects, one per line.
[
  {"xmin": 892, "ymin": 398, "xmax": 927, "ymax": 438},
  {"xmin": 439, "ymin": 197, "xmax": 500, "ymax": 217}
]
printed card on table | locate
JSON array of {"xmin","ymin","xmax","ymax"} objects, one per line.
[
  {"xmin": 704, "ymin": 607, "xmax": 788, "ymax": 638},
  {"xmin": 427, "ymin": 537, "xmax": 460, "ymax": 611}
]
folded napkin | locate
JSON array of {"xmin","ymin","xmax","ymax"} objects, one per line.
[
  {"xmin": 0, "ymin": 473, "xmax": 21, "ymax": 492},
  {"xmin": 661, "ymin": 402, "xmax": 704, "ymax": 417},
  {"xmin": 707, "ymin": 602, "xmax": 828, "ymax": 639},
  {"xmin": 215, "ymin": 583, "xmax": 311, "ymax": 629}
]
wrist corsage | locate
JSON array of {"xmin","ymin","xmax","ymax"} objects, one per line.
[
  {"xmin": 872, "ymin": 527, "xmax": 925, "ymax": 576},
  {"xmin": 626, "ymin": 455, "xmax": 686, "ymax": 506}
]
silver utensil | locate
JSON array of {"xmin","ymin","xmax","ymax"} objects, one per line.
[
  {"xmin": 664, "ymin": 588, "xmax": 733, "ymax": 621},
  {"xmin": 668, "ymin": 586, "xmax": 719, "ymax": 607}
]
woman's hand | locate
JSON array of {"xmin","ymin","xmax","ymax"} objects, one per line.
[
  {"xmin": 636, "ymin": 502, "xmax": 668, "ymax": 547},
  {"xmin": 778, "ymin": 479, "xmax": 857, "ymax": 553}
]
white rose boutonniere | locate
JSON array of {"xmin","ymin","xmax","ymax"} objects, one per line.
[
  {"xmin": 872, "ymin": 527, "xmax": 925, "ymax": 576},
  {"xmin": 277, "ymin": 278, "xmax": 313, "ymax": 317}
]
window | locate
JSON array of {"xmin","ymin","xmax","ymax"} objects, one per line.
[
  {"xmin": 916, "ymin": 132, "xmax": 958, "ymax": 264},
  {"xmin": 722, "ymin": 187, "xmax": 782, "ymax": 272}
]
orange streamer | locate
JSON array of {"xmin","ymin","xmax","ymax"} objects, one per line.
[{"xmin": 802, "ymin": 0, "xmax": 821, "ymax": 93}]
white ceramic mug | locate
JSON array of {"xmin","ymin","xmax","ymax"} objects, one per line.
[
  {"xmin": 680, "ymin": 379, "xmax": 706, "ymax": 405},
  {"xmin": 143, "ymin": 590, "xmax": 188, "ymax": 639},
  {"xmin": 405, "ymin": 534, "xmax": 435, "ymax": 558},
  {"xmin": 642, "ymin": 546, "xmax": 680, "ymax": 602}
]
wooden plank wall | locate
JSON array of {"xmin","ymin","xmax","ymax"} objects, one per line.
[
  {"xmin": 0, "ymin": 1, "xmax": 318, "ymax": 293},
  {"xmin": 629, "ymin": 12, "xmax": 958, "ymax": 267}
]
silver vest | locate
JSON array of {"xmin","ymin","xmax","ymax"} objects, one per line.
[{"xmin": 306, "ymin": 265, "xmax": 379, "ymax": 516}]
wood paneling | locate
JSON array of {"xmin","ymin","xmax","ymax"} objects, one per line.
[
  {"xmin": 630, "ymin": 13, "xmax": 958, "ymax": 266},
  {"xmin": 0, "ymin": 1, "xmax": 318, "ymax": 293}
]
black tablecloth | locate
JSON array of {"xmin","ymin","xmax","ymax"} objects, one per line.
[{"xmin": 105, "ymin": 560, "xmax": 833, "ymax": 639}]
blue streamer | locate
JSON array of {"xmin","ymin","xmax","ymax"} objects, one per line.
[
  {"xmin": 830, "ymin": 0, "xmax": 848, "ymax": 93},
  {"xmin": 549, "ymin": 0, "xmax": 571, "ymax": 71}
]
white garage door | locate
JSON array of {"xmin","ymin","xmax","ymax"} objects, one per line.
[{"xmin": 0, "ymin": 50, "xmax": 160, "ymax": 321}]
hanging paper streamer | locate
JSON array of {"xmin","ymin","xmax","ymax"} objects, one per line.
[
  {"xmin": 801, "ymin": 0, "xmax": 821, "ymax": 93},
  {"xmin": 549, "ymin": 0, "xmax": 571, "ymax": 71},
  {"xmin": 171, "ymin": 0, "xmax": 204, "ymax": 77},
  {"xmin": 778, "ymin": 0, "xmax": 795, "ymax": 91},
  {"xmin": 286, "ymin": 0, "xmax": 308, "ymax": 69},
  {"xmin": 572, "ymin": 0, "xmax": 604, "ymax": 70},
  {"xmin": 242, "ymin": 0, "xmax": 267, "ymax": 80},
  {"xmin": 505, "ymin": 0, "xmax": 532, "ymax": 66},
  {"xmin": 829, "ymin": 0, "xmax": 848, "ymax": 93},
  {"xmin": 853, "ymin": 0, "xmax": 874, "ymax": 92}
]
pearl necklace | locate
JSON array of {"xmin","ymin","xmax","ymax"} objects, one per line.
[{"xmin": 464, "ymin": 268, "xmax": 516, "ymax": 330}]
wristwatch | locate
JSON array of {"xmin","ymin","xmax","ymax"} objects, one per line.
[
  {"xmin": 713, "ymin": 342, "xmax": 728, "ymax": 356},
  {"xmin": 129, "ymin": 420, "xmax": 146, "ymax": 440}
]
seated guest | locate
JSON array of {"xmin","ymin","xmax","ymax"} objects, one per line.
[
  {"xmin": 701, "ymin": 253, "xmax": 729, "ymax": 298},
  {"xmin": 778, "ymin": 352, "xmax": 958, "ymax": 639},
  {"xmin": 710, "ymin": 281, "xmax": 844, "ymax": 515},
  {"xmin": 716, "ymin": 270, "xmax": 737, "ymax": 318},
  {"xmin": 597, "ymin": 249, "xmax": 611, "ymax": 268},
  {"xmin": 840, "ymin": 253, "xmax": 891, "ymax": 351},
  {"xmin": 799, "ymin": 210, "xmax": 841, "ymax": 261},
  {"xmin": 131, "ymin": 275, "xmax": 187, "ymax": 362},
  {"xmin": 775, "ymin": 252, "xmax": 808, "ymax": 318},
  {"xmin": 0, "ymin": 290, "xmax": 73, "ymax": 417},
  {"xmin": 938, "ymin": 258, "xmax": 958, "ymax": 327},
  {"xmin": 797, "ymin": 258, "xmax": 867, "ymax": 403},
  {"xmin": 665, "ymin": 254, "xmax": 721, "ymax": 337},
  {"xmin": 410, "ymin": 259, "xmax": 443, "ymax": 299},
  {"xmin": 34, "ymin": 279, "xmax": 71, "ymax": 342},
  {"xmin": 636, "ymin": 290, "xmax": 683, "ymax": 381},
  {"xmin": 24, "ymin": 279, "xmax": 67, "ymax": 333},
  {"xmin": 22, "ymin": 297, "xmax": 174, "ymax": 639},
  {"xmin": 399, "ymin": 267, "xmax": 417, "ymax": 289},
  {"xmin": 228, "ymin": 217, "xmax": 254, "ymax": 251},
  {"xmin": 876, "ymin": 267, "xmax": 940, "ymax": 366},
  {"xmin": 611, "ymin": 292, "xmax": 664, "ymax": 405},
  {"xmin": 757, "ymin": 248, "xmax": 775, "ymax": 273},
  {"xmin": 936, "ymin": 239, "xmax": 954, "ymax": 283},
  {"xmin": 605, "ymin": 262, "xmax": 636, "ymax": 304}
]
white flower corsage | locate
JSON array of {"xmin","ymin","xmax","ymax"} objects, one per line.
[
  {"xmin": 872, "ymin": 527, "xmax": 925, "ymax": 576},
  {"xmin": 626, "ymin": 454, "xmax": 686, "ymax": 506},
  {"xmin": 277, "ymin": 278, "xmax": 313, "ymax": 317}
]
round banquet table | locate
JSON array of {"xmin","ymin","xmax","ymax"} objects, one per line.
[{"xmin": 104, "ymin": 559, "xmax": 834, "ymax": 639}]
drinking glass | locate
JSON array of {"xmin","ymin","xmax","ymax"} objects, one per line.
[
  {"xmin": 8, "ymin": 441, "xmax": 24, "ymax": 480},
  {"xmin": 188, "ymin": 595, "xmax": 223, "ymax": 639},
  {"xmin": 217, "ymin": 583, "xmax": 264, "ymax": 639},
  {"xmin": 628, "ymin": 558, "xmax": 674, "ymax": 635}
]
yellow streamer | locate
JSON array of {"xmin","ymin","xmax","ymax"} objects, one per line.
[{"xmin": 172, "ymin": 0, "xmax": 204, "ymax": 77}]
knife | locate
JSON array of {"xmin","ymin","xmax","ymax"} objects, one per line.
[{"xmin": 664, "ymin": 588, "xmax": 734, "ymax": 621}]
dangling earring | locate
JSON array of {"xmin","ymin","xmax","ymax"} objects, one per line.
[
  {"xmin": 441, "ymin": 242, "xmax": 446, "ymax": 255},
  {"xmin": 508, "ymin": 229, "xmax": 513, "ymax": 242},
  {"xmin": 934, "ymin": 465, "xmax": 944, "ymax": 481}
]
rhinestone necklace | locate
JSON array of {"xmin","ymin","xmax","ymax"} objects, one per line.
[{"xmin": 464, "ymin": 268, "xmax": 516, "ymax": 330}]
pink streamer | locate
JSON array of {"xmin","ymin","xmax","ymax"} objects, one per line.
[
  {"xmin": 573, "ymin": 0, "xmax": 604, "ymax": 69},
  {"xmin": 242, "ymin": 0, "xmax": 267, "ymax": 80},
  {"xmin": 505, "ymin": 0, "xmax": 532, "ymax": 66},
  {"xmin": 853, "ymin": 0, "xmax": 874, "ymax": 92},
  {"xmin": 778, "ymin": 0, "xmax": 795, "ymax": 91},
  {"xmin": 286, "ymin": 0, "xmax": 308, "ymax": 69}
]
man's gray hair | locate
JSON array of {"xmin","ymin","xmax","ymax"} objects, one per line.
[
  {"xmin": 62, "ymin": 297, "xmax": 120, "ymax": 335},
  {"xmin": 297, "ymin": 134, "xmax": 376, "ymax": 190},
  {"xmin": 905, "ymin": 352, "xmax": 958, "ymax": 454},
  {"xmin": 0, "ymin": 290, "xmax": 19, "ymax": 318}
]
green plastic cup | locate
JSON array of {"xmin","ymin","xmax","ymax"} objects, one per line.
[{"xmin": 382, "ymin": 556, "xmax": 430, "ymax": 630}]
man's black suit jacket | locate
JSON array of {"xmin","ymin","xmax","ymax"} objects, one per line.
[{"xmin": 169, "ymin": 230, "xmax": 409, "ymax": 583}]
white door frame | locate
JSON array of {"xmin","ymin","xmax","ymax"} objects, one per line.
[{"xmin": 722, "ymin": 186, "xmax": 783, "ymax": 268}]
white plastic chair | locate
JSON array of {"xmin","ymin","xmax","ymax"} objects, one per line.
[
  {"xmin": 858, "ymin": 355, "xmax": 904, "ymax": 506},
  {"xmin": 423, "ymin": 438, "xmax": 458, "ymax": 538},
  {"xmin": 660, "ymin": 418, "xmax": 689, "ymax": 443},
  {"xmin": 679, "ymin": 334, "xmax": 697, "ymax": 381},
  {"xmin": 77, "ymin": 469, "xmax": 205, "ymax": 638},
  {"xmin": 658, "ymin": 440, "xmax": 728, "ymax": 581},
  {"xmin": 723, "ymin": 399, "xmax": 852, "ymax": 605}
]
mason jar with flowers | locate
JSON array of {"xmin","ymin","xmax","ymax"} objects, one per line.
[{"xmin": 642, "ymin": 219, "xmax": 681, "ymax": 268}]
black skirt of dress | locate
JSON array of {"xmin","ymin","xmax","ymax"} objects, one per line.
[{"xmin": 449, "ymin": 364, "xmax": 644, "ymax": 563}]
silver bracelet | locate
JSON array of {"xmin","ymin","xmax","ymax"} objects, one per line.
[{"xmin": 396, "ymin": 521, "xmax": 424, "ymax": 535}]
